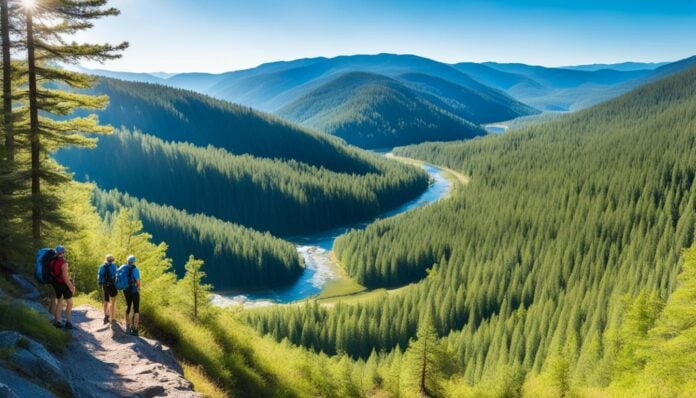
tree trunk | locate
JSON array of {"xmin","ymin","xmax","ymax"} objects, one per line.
[
  {"xmin": 1, "ymin": 0, "xmax": 12, "ymax": 162},
  {"xmin": 420, "ymin": 338, "xmax": 427, "ymax": 396},
  {"xmin": 193, "ymin": 270, "xmax": 198, "ymax": 320},
  {"xmin": 26, "ymin": 10, "xmax": 40, "ymax": 247}
]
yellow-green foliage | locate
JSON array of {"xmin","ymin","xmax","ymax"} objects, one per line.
[
  {"xmin": 610, "ymin": 244, "xmax": 696, "ymax": 397},
  {"xmin": 182, "ymin": 362, "xmax": 228, "ymax": 398}
]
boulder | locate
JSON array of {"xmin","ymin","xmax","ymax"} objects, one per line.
[
  {"xmin": 0, "ymin": 383, "xmax": 19, "ymax": 398},
  {"xmin": 15, "ymin": 299, "xmax": 49, "ymax": 316},
  {"xmin": 0, "ymin": 366, "xmax": 56, "ymax": 398},
  {"xmin": 0, "ymin": 331, "xmax": 73, "ymax": 396},
  {"xmin": 8, "ymin": 274, "xmax": 41, "ymax": 301}
]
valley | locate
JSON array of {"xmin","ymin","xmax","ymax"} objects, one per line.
[
  {"xmin": 1, "ymin": 2, "xmax": 695, "ymax": 395},
  {"xmin": 212, "ymin": 156, "xmax": 460, "ymax": 306}
]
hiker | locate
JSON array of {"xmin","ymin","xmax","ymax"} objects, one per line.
[
  {"xmin": 118, "ymin": 255, "xmax": 141, "ymax": 336},
  {"xmin": 51, "ymin": 245, "xmax": 75, "ymax": 329},
  {"xmin": 98, "ymin": 254, "xmax": 118, "ymax": 324}
]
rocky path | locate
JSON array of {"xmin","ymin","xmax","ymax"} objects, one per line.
[{"xmin": 64, "ymin": 305, "xmax": 199, "ymax": 398}]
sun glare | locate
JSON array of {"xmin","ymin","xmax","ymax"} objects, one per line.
[{"xmin": 20, "ymin": 0, "xmax": 36, "ymax": 10}]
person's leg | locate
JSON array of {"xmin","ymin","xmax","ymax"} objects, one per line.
[
  {"xmin": 65, "ymin": 298, "xmax": 72, "ymax": 323},
  {"xmin": 102, "ymin": 286, "xmax": 109, "ymax": 316},
  {"xmin": 51, "ymin": 284, "xmax": 61, "ymax": 322},
  {"xmin": 124, "ymin": 291, "xmax": 132, "ymax": 330},
  {"xmin": 110, "ymin": 292, "xmax": 117, "ymax": 321},
  {"xmin": 133, "ymin": 293, "xmax": 140, "ymax": 330},
  {"xmin": 54, "ymin": 297, "xmax": 63, "ymax": 322}
]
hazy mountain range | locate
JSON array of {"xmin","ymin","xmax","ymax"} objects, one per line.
[{"xmin": 77, "ymin": 54, "xmax": 695, "ymax": 114}]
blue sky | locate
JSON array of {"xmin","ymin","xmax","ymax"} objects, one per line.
[{"xmin": 76, "ymin": 0, "xmax": 696, "ymax": 73}]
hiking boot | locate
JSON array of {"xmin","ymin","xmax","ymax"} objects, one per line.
[
  {"xmin": 130, "ymin": 328, "xmax": 139, "ymax": 337},
  {"xmin": 125, "ymin": 324, "xmax": 132, "ymax": 334},
  {"xmin": 103, "ymin": 316, "xmax": 109, "ymax": 325},
  {"xmin": 64, "ymin": 321, "xmax": 73, "ymax": 330},
  {"xmin": 52, "ymin": 320, "xmax": 62, "ymax": 329}
]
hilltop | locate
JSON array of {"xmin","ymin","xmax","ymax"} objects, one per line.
[{"xmin": 277, "ymin": 71, "xmax": 488, "ymax": 148}]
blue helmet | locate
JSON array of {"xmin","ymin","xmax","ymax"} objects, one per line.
[
  {"xmin": 127, "ymin": 255, "xmax": 136, "ymax": 264},
  {"xmin": 55, "ymin": 245, "xmax": 66, "ymax": 254}
]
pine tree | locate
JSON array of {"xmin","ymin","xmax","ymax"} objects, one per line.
[
  {"xmin": 634, "ymin": 244, "xmax": 696, "ymax": 395},
  {"xmin": 404, "ymin": 316, "xmax": 446, "ymax": 397},
  {"xmin": 179, "ymin": 255, "xmax": 212, "ymax": 320},
  {"xmin": 0, "ymin": 0, "xmax": 30, "ymax": 265},
  {"xmin": 1, "ymin": 0, "xmax": 12, "ymax": 161},
  {"xmin": 19, "ymin": 0, "xmax": 127, "ymax": 247}
]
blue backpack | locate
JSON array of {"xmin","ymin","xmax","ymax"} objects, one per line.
[
  {"xmin": 115, "ymin": 265, "xmax": 135, "ymax": 291},
  {"xmin": 35, "ymin": 248, "xmax": 58, "ymax": 284},
  {"xmin": 98, "ymin": 263, "xmax": 115, "ymax": 286}
]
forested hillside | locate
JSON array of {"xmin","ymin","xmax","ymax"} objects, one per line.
[
  {"xmin": 56, "ymin": 129, "xmax": 428, "ymax": 236},
  {"xmin": 245, "ymin": 63, "xmax": 696, "ymax": 394},
  {"xmin": 397, "ymin": 72, "xmax": 538, "ymax": 123},
  {"xmin": 93, "ymin": 189, "xmax": 302, "ymax": 289},
  {"xmin": 278, "ymin": 72, "xmax": 487, "ymax": 148},
  {"xmin": 84, "ymin": 78, "xmax": 376, "ymax": 174}
]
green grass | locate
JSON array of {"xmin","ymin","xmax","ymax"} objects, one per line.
[
  {"xmin": 182, "ymin": 362, "xmax": 229, "ymax": 398},
  {"xmin": 0, "ymin": 300, "xmax": 70, "ymax": 353},
  {"xmin": 314, "ymin": 252, "xmax": 367, "ymax": 301},
  {"xmin": 0, "ymin": 275, "xmax": 22, "ymax": 297}
]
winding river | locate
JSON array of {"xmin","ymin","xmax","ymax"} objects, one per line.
[{"xmin": 211, "ymin": 161, "xmax": 452, "ymax": 307}]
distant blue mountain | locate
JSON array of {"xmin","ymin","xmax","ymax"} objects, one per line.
[
  {"xmin": 77, "ymin": 53, "xmax": 696, "ymax": 118},
  {"xmin": 561, "ymin": 61, "xmax": 669, "ymax": 72},
  {"xmin": 454, "ymin": 56, "xmax": 696, "ymax": 111}
]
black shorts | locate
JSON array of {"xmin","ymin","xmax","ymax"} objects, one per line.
[
  {"xmin": 101, "ymin": 284, "xmax": 118, "ymax": 301},
  {"xmin": 124, "ymin": 289, "xmax": 140, "ymax": 314},
  {"xmin": 52, "ymin": 282, "xmax": 73, "ymax": 299}
]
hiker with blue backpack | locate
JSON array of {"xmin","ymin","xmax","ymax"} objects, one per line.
[
  {"xmin": 98, "ymin": 254, "xmax": 118, "ymax": 325},
  {"xmin": 116, "ymin": 255, "xmax": 141, "ymax": 336}
]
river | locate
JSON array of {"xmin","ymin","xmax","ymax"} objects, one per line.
[{"xmin": 211, "ymin": 161, "xmax": 452, "ymax": 307}]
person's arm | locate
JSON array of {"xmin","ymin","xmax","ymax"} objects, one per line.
[
  {"xmin": 135, "ymin": 269, "xmax": 141, "ymax": 288},
  {"xmin": 63, "ymin": 262, "xmax": 75, "ymax": 293}
]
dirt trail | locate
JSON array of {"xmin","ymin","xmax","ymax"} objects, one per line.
[{"xmin": 64, "ymin": 305, "xmax": 199, "ymax": 398}]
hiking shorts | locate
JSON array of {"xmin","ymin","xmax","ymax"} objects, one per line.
[
  {"xmin": 124, "ymin": 289, "xmax": 140, "ymax": 314},
  {"xmin": 101, "ymin": 284, "xmax": 118, "ymax": 301},
  {"xmin": 52, "ymin": 282, "xmax": 73, "ymax": 300}
]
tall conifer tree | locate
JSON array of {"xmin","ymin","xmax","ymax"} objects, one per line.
[{"xmin": 19, "ymin": 0, "xmax": 127, "ymax": 246}]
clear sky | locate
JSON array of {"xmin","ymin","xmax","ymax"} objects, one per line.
[{"xmin": 76, "ymin": 0, "xmax": 696, "ymax": 73}]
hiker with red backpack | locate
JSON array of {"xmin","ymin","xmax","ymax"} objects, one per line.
[
  {"xmin": 50, "ymin": 245, "xmax": 75, "ymax": 329},
  {"xmin": 98, "ymin": 254, "xmax": 118, "ymax": 324}
]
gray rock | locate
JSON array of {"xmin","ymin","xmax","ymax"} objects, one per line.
[
  {"xmin": 0, "ymin": 331, "xmax": 74, "ymax": 397},
  {"xmin": 8, "ymin": 274, "xmax": 41, "ymax": 301},
  {"xmin": 0, "ymin": 331, "xmax": 21, "ymax": 348},
  {"xmin": 0, "ymin": 366, "xmax": 56, "ymax": 398},
  {"xmin": 0, "ymin": 382, "xmax": 19, "ymax": 398},
  {"xmin": 16, "ymin": 299, "xmax": 49, "ymax": 316}
]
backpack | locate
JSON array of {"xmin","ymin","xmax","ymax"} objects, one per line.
[
  {"xmin": 35, "ymin": 248, "xmax": 58, "ymax": 284},
  {"xmin": 115, "ymin": 265, "xmax": 135, "ymax": 291},
  {"xmin": 98, "ymin": 263, "xmax": 115, "ymax": 286}
]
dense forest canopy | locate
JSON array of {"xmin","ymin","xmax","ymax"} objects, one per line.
[
  {"xmin": 93, "ymin": 188, "xmax": 303, "ymax": 289},
  {"xmin": 56, "ymin": 129, "xmax": 429, "ymax": 236},
  {"xmin": 246, "ymin": 64, "xmax": 696, "ymax": 393}
]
